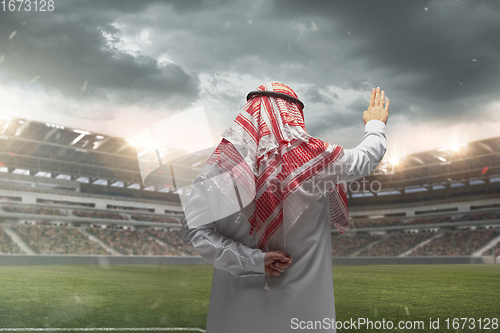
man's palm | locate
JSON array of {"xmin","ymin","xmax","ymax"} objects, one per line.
[{"xmin": 363, "ymin": 87, "xmax": 389, "ymax": 125}]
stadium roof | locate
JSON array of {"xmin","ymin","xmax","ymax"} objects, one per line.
[
  {"xmin": 369, "ymin": 136, "xmax": 500, "ymax": 190},
  {"xmin": 0, "ymin": 116, "xmax": 202, "ymax": 192}
]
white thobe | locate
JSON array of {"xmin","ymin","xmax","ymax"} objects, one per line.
[{"xmin": 181, "ymin": 120, "xmax": 387, "ymax": 333}]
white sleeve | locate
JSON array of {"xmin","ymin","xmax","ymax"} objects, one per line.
[
  {"xmin": 180, "ymin": 183, "xmax": 266, "ymax": 277},
  {"xmin": 335, "ymin": 119, "xmax": 387, "ymax": 183}
]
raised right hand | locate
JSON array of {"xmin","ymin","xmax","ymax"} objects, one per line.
[{"xmin": 363, "ymin": 87, "xmax": 389, "ymax": 125}]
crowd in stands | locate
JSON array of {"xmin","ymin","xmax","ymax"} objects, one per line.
[
  {"xmin": 0, "ymin": 203, "xmax": 184, "ymax": 224},
  {"xmin": 405, "ymin": 215, "xmax": 455, "ymax": 225},
  {"xmin": 11, "ymin": 224, "xmax": 109, "ymax": 255},
  {"xmin": 145, "ymin": 229, "xmax": 198, "ymax": 256},
  {"xmin": 3, "ymin": 219, "xmax": 500, "ymax": 258},
  {"xmin": 354, "ymin": 192, "xmax": 500, "ymax": 211},
  {"xmin": 0, "ymin": 183, "xmax": 182, "ymax": 207},
  {"xmin": 1, "ymin": 204, "xmax": 67, "ymax": 216},
  {"xmin": 409, "ymin": 228, "xmax": 500, "ymax": 256},
  {"xmin": 350, "ymin": 219, "xmax": 402, "ymax": 228},
  {"xmin": 0, "ymin": 195, "xmax": 22, "ymax": 202},
  {"xmin": 37, "ymin": 199, "xmax": 94, "ymax": 208},
  {"xmin": 331, "ymin": 234, "xmax": 382, "ymax": 257},
  {"xmin": 73, "ymin": 209, "xmax": 128, "ymax": 220},
  {"xmin": 108, "ymin": 205, "xmax": 153, "ymax": 213},
  {"xmin": 3, "ymin": 221, "xmax": 196, "ymax": 256},
  {"xmin": 458, "ymin": 211, "xmax": 500, "ymax": 221},
  {"xmin": 349, "ymin": 210, "xmax": 500, "ymax": 229},
  {"xmin": 0, "ymin": 227, "xmax": 23, "ymax": 254},
  {"xmin": 483, "ymin": 242, "xmax": 500, "ymax": 257},
  {"xmin": 356, "ymin": 232, "xmax": 435, "ymax": 257},
  {"xmin": 131, "ymin": 214, "xmax": 180, "ymax": 224},
  {"xmin": 87, "ymin": 227, "xmax": 185, "ymax": 256}
]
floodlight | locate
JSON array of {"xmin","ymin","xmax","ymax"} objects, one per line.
[{"xmin": 390, "ymin": 156, "xmax": 400, "ymax": 165}]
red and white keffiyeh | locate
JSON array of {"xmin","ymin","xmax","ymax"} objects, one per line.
[{"xmin": 195, "ymin": 82, "xmax": 349, "ymax": 251}]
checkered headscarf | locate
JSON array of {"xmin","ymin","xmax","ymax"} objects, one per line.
[{"xmin": 195, "ymin": 82, "xmax": 349, "ymax": 251}]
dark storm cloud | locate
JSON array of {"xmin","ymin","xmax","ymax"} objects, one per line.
[
  {"xmin": 66, "ymin": 0, "xmax": 203, "ymax": 14},
  {"xmin": 123, "ymin": 0, "xmax": 500, "ymax": 131},
  {"xmin": 303, "ymin": 84, "xmax": 338, "ymax": 105},
  {"xmin": 342, "ymin": 80, "xmax": 372, "ymax": 92},
  {"xmin": 0, "ymin": 0, "xmax": 499, "ymax": 141},
  {"xmin": 304, "ymin": 95, "xmax": 368, "ymax": 137},
  {"xmin": 144, "ymin": 4, "xmax": 314, "ymax": 76},
  {"xmin": 269, "ymin": 0, "xmax": 500, "ymax": 122},
  {"xmin": 0, "ymin": 0, "xmax": 199, "ymax": 107},
  {"xmin": 345, "ymin": 97, "xmax": 370, "ymax": 125}
]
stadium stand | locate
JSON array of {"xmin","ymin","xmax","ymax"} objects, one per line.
[
  {"xmin": 145, "ymin": 229, "xmax": 198, "ymax": 256},
  {"xmin": 1, "ymin": 116, "xmax": 499, "ymax": 261},
  {"xmin": 87, "ymin": 227, "xmax": 192, "ymax": 256},
  {"xmin": 405, "ymin": 215, "xmax": 454, "ymax": 225},
  {"xmin": 131, "ymin": 214, "xmax": 180, "ymax": 224},
  {"xmin": 348, "ymin": 209, "xmax": 500, "ymax": 229},
  {"xmin": 0, "ymin": 183, "xmax": 182, "ymax": 209},
  {"xmin": 11, "ymin": 224, "xmax": 109, "ymax": 255},
  {"xmin": 0, "ymin": 226, "xmax": 23, "ymax": 254},
  {"xmin": 107, "ymin": 204, "xmax": 154, "ymax": 213},
  {"xmin": 351, "ymin": 218, "xmax": 402, "ymax": 228},
  {"xmin": 408, "ymin": 227, "xmax": 500, "ymax": 256},
  {"xmin": 0, "ymin": 195, "xmax": 22, "ymax": 202},
  {"xmin": 483, "ymin": 243, "xmax": 500, "ymax": 257},
  {"xmin": 349, "ymin": 192, "xmax": 500, "ymax": 212},
  {"xmin": 37, "ymin": 198, "xmax": 94, "ymax": 208},
  {"xmin": 331, "ymin": 233, "xmax": 383, "ymax": 257},
  {"xmin": 1, "ymin": 204, "xmax": 67, "ymax": 216},
  {"xmin": 458, "ymin": 211, "xmax": 500, "ymax": 221},
  {"xmin": 355, "ymin": 232, "xmax": 436, "ymax": 257},
  {"xmin": 73, "ymin": 209, "xmax": 128, "ymax": 220}
]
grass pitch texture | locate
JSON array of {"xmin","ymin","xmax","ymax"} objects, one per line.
[{"xmin": 0, "ymin": 265, "xmax": 498, "ymax": 332}]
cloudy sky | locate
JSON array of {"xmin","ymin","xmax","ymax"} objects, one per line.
[{"xmin": 1, "ymin": 0, "xmax": 499, "ymax": 162}]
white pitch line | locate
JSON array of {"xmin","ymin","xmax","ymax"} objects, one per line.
[{"xmin": 0, "ymin": 329, "xmax": 205, "ymax": 333}]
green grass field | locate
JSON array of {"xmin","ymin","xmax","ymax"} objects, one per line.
[{"xmin": 0, "ymin": 264, "xmax": 499, "ymax": 332}]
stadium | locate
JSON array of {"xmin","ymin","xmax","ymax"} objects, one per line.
[
  {"xmin": 0, "ymin": 116, "xmax": 499, "ymax": 332},
  {"xmin": 1, "ymin": 116, "xmax": 499, "ymax": 262}
]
